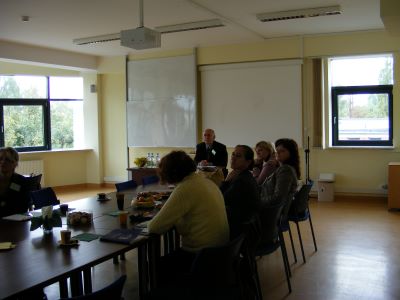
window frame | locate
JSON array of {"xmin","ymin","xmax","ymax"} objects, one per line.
[
  {"xmin": 0, "ymin": 76, "xmax": 83, "ymax": 152},
  {"xmin": 331, "ymin": 84, "xmax": 393, "ymax": 147},
  {"xmin": 0, "ymin": 99, "xmax": 50, "ymax": 152}
]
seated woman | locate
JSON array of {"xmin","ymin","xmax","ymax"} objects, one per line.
[
  {"xmin": 260, "ymin": 138, "xmax": 300, "ymax": 207},
  {"xmin": 252, "ymin": 141, "xmax": 279, "ymax": 185},
  {"xmin": 0, "ymin": 147, "xmax": 31, "ymax": 218},
  {"xmin": 0, "ymin": 147, "xmax": 45, "ymax": 299},
  {"xmin": 220, "ymin": 145, "xmax": 260, "ymax": 238},
  {"xmin": 148, "ymin": 150, "xmax": 229, "ymax": 274}
]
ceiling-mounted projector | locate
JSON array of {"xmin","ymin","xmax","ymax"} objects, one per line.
[
  {"xmin": 72, "ymin": 0, "xmax": 225, "ymax": 50},
  {"xmin": 120, "ymin": 26, "xmax": 161, "ymax": 50}
]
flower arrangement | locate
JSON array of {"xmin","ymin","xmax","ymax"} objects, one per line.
[
  {"xmin": 134, "ymin": 157, "xmax": 148, "ymax": 167},
  {"xmin": 30, "ymin": 206, "xmax": 62, "ymax": 232}
]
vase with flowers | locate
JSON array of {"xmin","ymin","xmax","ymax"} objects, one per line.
[
  {"xmin": 134, "ymin": 157, "xmax": 148, "ymax": 168},
  {"xmin": 30, "ymin": 206, "xmax": 62, "ymax": 234}
]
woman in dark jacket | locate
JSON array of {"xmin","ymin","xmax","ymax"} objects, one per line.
[
  {"xmin": 0, "ymin": 147, "xmax": 31, "ymax": 218},
  {"xmin": 220, "ymin": 145, "xmax": 260, "ymax": 238}
]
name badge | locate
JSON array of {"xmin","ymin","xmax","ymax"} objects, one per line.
[
  {"xmin": 211, "ymin": 149, "xmax": 216, "ymax": 155},
  {"xmin": 10, "ymin": 183, "xmax": 21, "ymax": 192}
]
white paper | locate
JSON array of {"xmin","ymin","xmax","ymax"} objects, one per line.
[{"xmin": 2, "ymin": 214, "xmax": 32, "ymax": 221}]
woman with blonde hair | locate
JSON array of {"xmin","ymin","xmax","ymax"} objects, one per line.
[{"xmin": 253, "ymin": 141, "xmax": 279, "ymax": 185}]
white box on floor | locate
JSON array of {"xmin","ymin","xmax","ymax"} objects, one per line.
[{"xmin": 318, "ymin": 173, "xmax": 335, "ymax": 201}]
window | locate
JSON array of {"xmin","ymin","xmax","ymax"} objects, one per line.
[
  {"xmin": 329, "ymin": 55, "xmax": 393, "ymax": 147},
  {"xmin": 0, "ymin": 75, "xmax": 84, "ymax": 151}
]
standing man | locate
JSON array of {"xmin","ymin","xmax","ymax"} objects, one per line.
[{"xmin": 194, "ymin": 128, "xmax": 228, "ymax": 177}]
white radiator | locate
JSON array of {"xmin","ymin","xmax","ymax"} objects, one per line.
[{"xmin": 16, "ymin": 160, "xmax": 45, "ymax": 186}]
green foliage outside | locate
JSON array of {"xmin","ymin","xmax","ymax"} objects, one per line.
[
  {"xmin": 0, "ymin": 77, "xmax": 76, "ymax": 149},
  {"xmin": 51, "ymin": 102, "xmax": 74, "ymax": 149},
  {"xmin": 4, "ymin": 106, "xmax": 44, "ymax": 147}
]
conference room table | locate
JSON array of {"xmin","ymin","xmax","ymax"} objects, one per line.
[{"xmin": 0, "ymin": 183, "xmax": 173, "ymax": 300}]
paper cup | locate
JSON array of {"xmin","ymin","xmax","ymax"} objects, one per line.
[
  {"xmin": 60, "ymin": 230, "xmax": 72, "ymax": 244},
  {"xmin": 119, "ymin": 211, "xmax": 129, "ymax": 226}
]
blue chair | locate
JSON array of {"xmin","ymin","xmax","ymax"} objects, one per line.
[
  {"xmin": 59, "ymin": 275, "xmax": 126, "ymax": 300},
  {"xmin": 25, "ymin": 173, "xmax": 42, "ymax": 191},
  {"xmin": 256, "ymin": 202, "xmax": 292, "ymax": 294},
  {"xmin": 115, "ymin": 180, "xmax": 137, "ymax": 192},
  {"xmin": 30, "ymin": 187, "xmax": 60, "ymax": 209},
  {"xmin": 279, "ymin": 196, "xmax": 298, "ymax": 266},
  {"xmin": 142, "ymin": 175, "xmax": 159, "ymax": 186},
  {"xmin": 288, "ymin": 181, "xmax": 317, "ymax": 263}
]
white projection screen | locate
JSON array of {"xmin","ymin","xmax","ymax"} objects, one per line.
[
  {"xmin": 200, "ymin": 59, "xmax": 303, "ymax": 147},
  {"xmin": 127, "ymin": 55, "xmax": 197, "ymax": 147}
]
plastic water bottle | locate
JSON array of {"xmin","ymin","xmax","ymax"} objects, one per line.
[
  {"xmin": 147, "ymin": 153, "xmax": 151, "ymax": 167},
  {"xmin": 150, "ymin": 153, "xmax": 155, "ymax": 167},
  {"xmin": 156, "ymin": 153, "xmax": 160, "ymax": 166}
]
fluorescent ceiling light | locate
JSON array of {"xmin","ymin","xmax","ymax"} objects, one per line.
[
  {"xmin": 73, "ymin": 33, "xmax": 121, "ymax": 45},
  {"xmin": 257, "ymin": 5, "xmax": 342, "ymax": 22},
  {"xmin": 73, "ymin": 18, "xmax": 224, "ymax": 46},
  {"xmin": 155, "ymin": 19, "xmax": 224, "ymax": 34}
]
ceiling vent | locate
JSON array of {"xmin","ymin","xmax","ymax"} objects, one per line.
[
  {"xmin": 73, "ymin": 33, "xmax": 121, "ymax": 45},
  {"xmin": 256, "ymin": 5, "xmax": 342, "ymax": 22},
  {"xmin": 155, "ymin": 19, "xmax": 224, "ymax": 34}
]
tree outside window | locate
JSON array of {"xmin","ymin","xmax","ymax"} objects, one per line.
[{"xmin": 0, "ymin": 75, "xmax": 83, "ymax": 151}]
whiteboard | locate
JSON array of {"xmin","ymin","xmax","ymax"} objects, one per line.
[
  {"xmin": 127, "ymin": 55, "xmax": 197, "ymax": 147},
  {"xmin": 200, "ymin": 60, "xmax": 303, "ymax": 147}
]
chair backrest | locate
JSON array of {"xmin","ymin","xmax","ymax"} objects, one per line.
[
  {"xmin": 30, "ymin": 187, "xmax": 60, "ymax": 209},
  {"xmin": 239, "ymin": 215, "xmax": 262, "ymax": 287},
  {"xmin": 258, "ymin": 202, "xmax": 285, "ymax": 246},
  {"xmin": 290, "ymin": 181, "xmax": 313, "ymax": 215},
  {"xmin": 25, "ymin": 174, "xmax": 42, "ymax": 192},
  {"xmin": 241, "ymin": 215, "xmax": 262, "ymax": 259},
  {"xmin": 142, "ymin": 175, "xmax": 159, "ymax": 186},
  {"xmin": 115, "ymin": 180, "xmax": 138, "ymax": 192},
  {"xmin": 190, "ymin": 234, "xmax": 245, "ymax": 288},
  {"xmin": 280, "ymin": 194, "xmax": 294, "ymax": 228},
  {"xmin": 59, "ymin": 275, "xmax": 127, "ymax": 300}
]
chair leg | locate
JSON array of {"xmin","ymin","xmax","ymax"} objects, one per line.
[
  {"xmin": 279, "ymin": 231, "xmax": 292, "ymax": 278},
  {"xmin": 278, "ymin": 233, "xmax": 292, "ymax": 293},
  {"xmin": 295, "ymin": 221, "xmax": 306, "ymax": 263},
  {"xmin": 287, "ymin": 225, "xmax": 297, "ymax": 263},
  {"xmin": 254, "ymin": 262, "xmax": 263, "ymax": 300},
  {"xmin": 308, "ymin": 213, "xmax": 318, "ymax": 252}
]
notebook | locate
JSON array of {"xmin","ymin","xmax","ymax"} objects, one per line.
[{"xmin": 100, "ymin": 228, "xmax": 143, "ymax": 245}]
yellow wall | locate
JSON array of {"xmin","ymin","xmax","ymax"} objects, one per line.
[
  {"xmin": 19, "ymin": 150, "xmax": 89, "ymax": 187},
  {"xmin": 98, "ymin": 56, "xmax": 128, "ymax": 182}
]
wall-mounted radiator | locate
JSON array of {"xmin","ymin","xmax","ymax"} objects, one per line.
[{"xmin": 16, "ymin": 160, "xmax": 45, "ymax": 186}]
